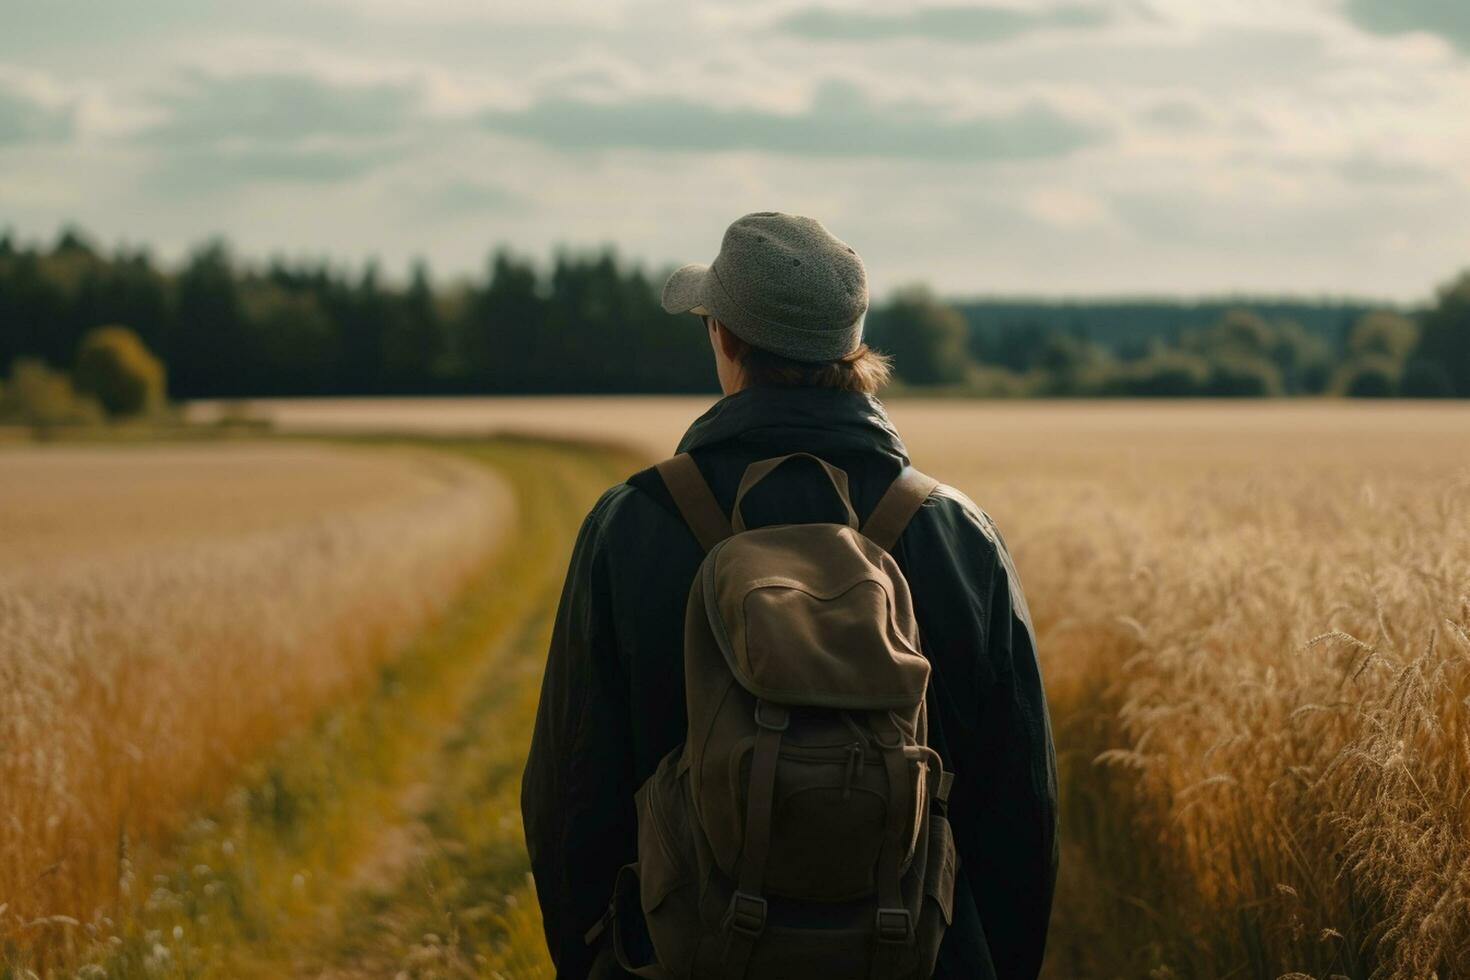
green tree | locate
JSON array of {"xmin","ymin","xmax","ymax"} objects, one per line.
[
  {"xmin": 382, "ymin": 260, "xmax": 444, "ymax": 389},
  {"xmin": 1211, "ymin": 308, "xmax": 1275, "ymax": 358},
  {"xmin": 74, "ymin": 325, "xmax": 165, "ymax": 417},
  {"xmin": 1348, "ymin": 311, "xmax": 1419, "ymax": 361},
  {"xmin": 2, "ymin": 357, "xmax": 102, "ymax": 434},
  {"xmin": 1032, "ymin": 331, "xmax": 1113, "ymax": 395},
  {"xmin": 1413, "ymin": 270, "xmax": 1470, "ymax": 396},
  {"xmin": 1329, "ymin": 310, "xmax": 1419, "ymax": 398},
  {"xmin": 174, "ymin": 241, "xmax": 244, "ymax": 397},
  {"xmin": 1271, "ymin": 320, "xmax": 1333, "ymax": 394},
  {"xmin": 1208, "ymin": 355, "xmax": 1284, "ymax": 397},
  {"xmin": 461, "ymin": 250, "xmax": 544, "ymax": 390},
  {"xmin": 1105, "ymin": 346, "xmax": 1211, "ymax": 397},
  {"xmin": 1338, "ymin": 355, "xmax": 1400, "ymax": 398},
  {"xmin": 1400, "ymin": 358, "xmax": 1454, "ymax": 398},
  {"xmin": 866, "ymin": 286, "xmax": 973, "ymax": 386},
  {"xmin": 238, "ymin": 284, "xmax": 338, "ymax": 393},
  {"xmin": 1184, "ymin": 310, "xmax": 1285, "ymax": 396}
]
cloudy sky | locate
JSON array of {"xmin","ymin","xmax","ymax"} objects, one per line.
[{"xmin": 2, "ymin": 0, "xmax": 1468, "ymax": 300}]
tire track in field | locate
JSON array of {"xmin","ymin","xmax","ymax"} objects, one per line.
[
  {"xmin": 4, "ymin": 438, "xmax": 631, "ymax": 980},
  {"xmin": 295, "ymin": 440, "xmax": 637, "ymax": 979}
]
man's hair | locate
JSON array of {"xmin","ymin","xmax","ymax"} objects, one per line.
[{"xmin": 721, "ymin": 324, "xmax": 892, "ymax": 394}]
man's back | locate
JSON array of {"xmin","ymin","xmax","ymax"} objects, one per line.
[{"xmin": 522, "ymin": 386, "xmax": 1058, "ymax": 979}]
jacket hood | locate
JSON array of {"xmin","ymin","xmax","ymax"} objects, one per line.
[{"xmin": 675, "ymin": 387, "xmax": 910, "ymax": 468}]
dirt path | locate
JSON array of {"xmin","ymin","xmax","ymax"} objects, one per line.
[
  {"xmin": 273, "ymin": 439, "xmax": 637, "ymax": 979},
  {"xmin": 10, "ymin": 437, "xmax": 643, "ymax": 980}
]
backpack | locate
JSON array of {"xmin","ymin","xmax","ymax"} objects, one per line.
[{"xmin": 588, "ymin": 451, "xmax": 958, "ymax": 980}]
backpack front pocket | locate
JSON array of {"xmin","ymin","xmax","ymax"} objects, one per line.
[
  {"xmin": 910, "ymin": 810, "xmax": 958, "ymax": 979},
  {"xmin": 634, "ymin": 750, "xmax": 703, "ymax": 976}
]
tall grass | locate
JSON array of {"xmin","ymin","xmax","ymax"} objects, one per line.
[
  {"xmin": 7, "ymin": 404, "xmax": 1470, "ymax": 980},
  {"xmin": 911, "ymin": 407, "xmax": 1470, "ymax": 980},
  {"xmin": 0, "ymin": 443, "xmax": 511, "ymax": 960},
  {"xmin": 295, "ymin": 439, "xmax": 635, "ymax": 980}
]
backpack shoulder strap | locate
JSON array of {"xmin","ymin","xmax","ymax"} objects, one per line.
[
  {"xmin": 654, "ymin": 452, "xmax": 731, "ymax": 553},
  {"xmin": 861, "ymin": 465, "xmax": 940, "ymax": 552}
]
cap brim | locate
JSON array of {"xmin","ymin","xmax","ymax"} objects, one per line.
[{"xmin": 661, "ymin": 262, "xmax": 712, "ymax": 316}]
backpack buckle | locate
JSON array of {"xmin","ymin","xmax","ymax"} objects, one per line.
[
  {"xmin": 753, "ymin": 700, "xmax": 789, "ymax": 732},
  {"xmin": 874, "ymin": 907, "xmax": 913, "ymax": 944},
  {"xmin": 726, "ymin": 891, "xmax": 768, "ymax": 937}
]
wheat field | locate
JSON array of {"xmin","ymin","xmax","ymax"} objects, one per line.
[
  {"xmin": 905, "ymin": 403, "xmax": 1470, "ymax": 979},
  {"xmin": 228, "ymin": 397, "xmax": 1470, "ymax": 978},
  {"xmin": 0, "ymin": 443, "xmax": 480, "ymax": 573},
  {"xmin": 0, "ymin": 442, "xmax": 513, "ymax": 954},
  {"xmin": 8, "ymin": 403, "xmax": 1470, "ymax": 979}
]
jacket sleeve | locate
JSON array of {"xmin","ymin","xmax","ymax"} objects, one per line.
[
  {"xmin": 910, "ymin": 492, "xmax": 1059, "ymax": 980},
  {"xmin": 973, "ymin": 515, "xmax": 1058, "ymax": 979},
  {"xmin": 522, "ymin": 490, "xmax": 637, "ymax": 979}
]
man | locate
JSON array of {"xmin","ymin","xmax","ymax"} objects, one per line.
[{"xmin": 522, "ymin": 212, "xmax": 1057, "ymax": 979}]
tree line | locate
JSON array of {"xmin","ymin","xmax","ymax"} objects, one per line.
[
  {"xmin": 1, "ymin": 228, "xmax": 1467, "ymax": 407},
  {"xmin": 0, "ymin": 229, "xmax": 714, "ymax": 401},
  {"xmin": 868, "ymin": 283, "xmax": 1470, "ymax": 398}
]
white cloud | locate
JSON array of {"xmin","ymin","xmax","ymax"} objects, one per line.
[
  {"xmin": 0, "ymin": 70, "xmax": 73, "ymax": 144},
  {"xmin": 1342, "ymin": 0, "xmax": 1470, "ymax": 55},
  {"xmin": 480, "ymin": 81, "xmax": 1103, "ymax": 160},
  {"xmin": 0, "ymin": 0, "xmax": 1465, "ymax": 300}
]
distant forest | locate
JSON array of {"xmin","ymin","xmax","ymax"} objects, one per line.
[{"xmin": 2, "ymin": 227, "xmax": 1467, "ymax": 401}]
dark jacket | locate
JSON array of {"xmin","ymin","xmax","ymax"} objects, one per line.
[{"xmin": 522, "ymin": 386, "xmax": 1058, "ymax": 979}]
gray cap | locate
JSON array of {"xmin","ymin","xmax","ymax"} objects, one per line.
[{"xmin": 661, "ymin": 211, "xmax": 868, "ymax": 363}]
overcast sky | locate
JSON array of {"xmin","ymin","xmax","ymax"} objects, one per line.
[{"xmin": 2, "ymin": 0, "xmax": 1468, "ymax": 300}]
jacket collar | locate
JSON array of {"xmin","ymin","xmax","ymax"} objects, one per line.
[{"xmin": 675, "ymin": 386, "xmax": 910, "ymax": 467}]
